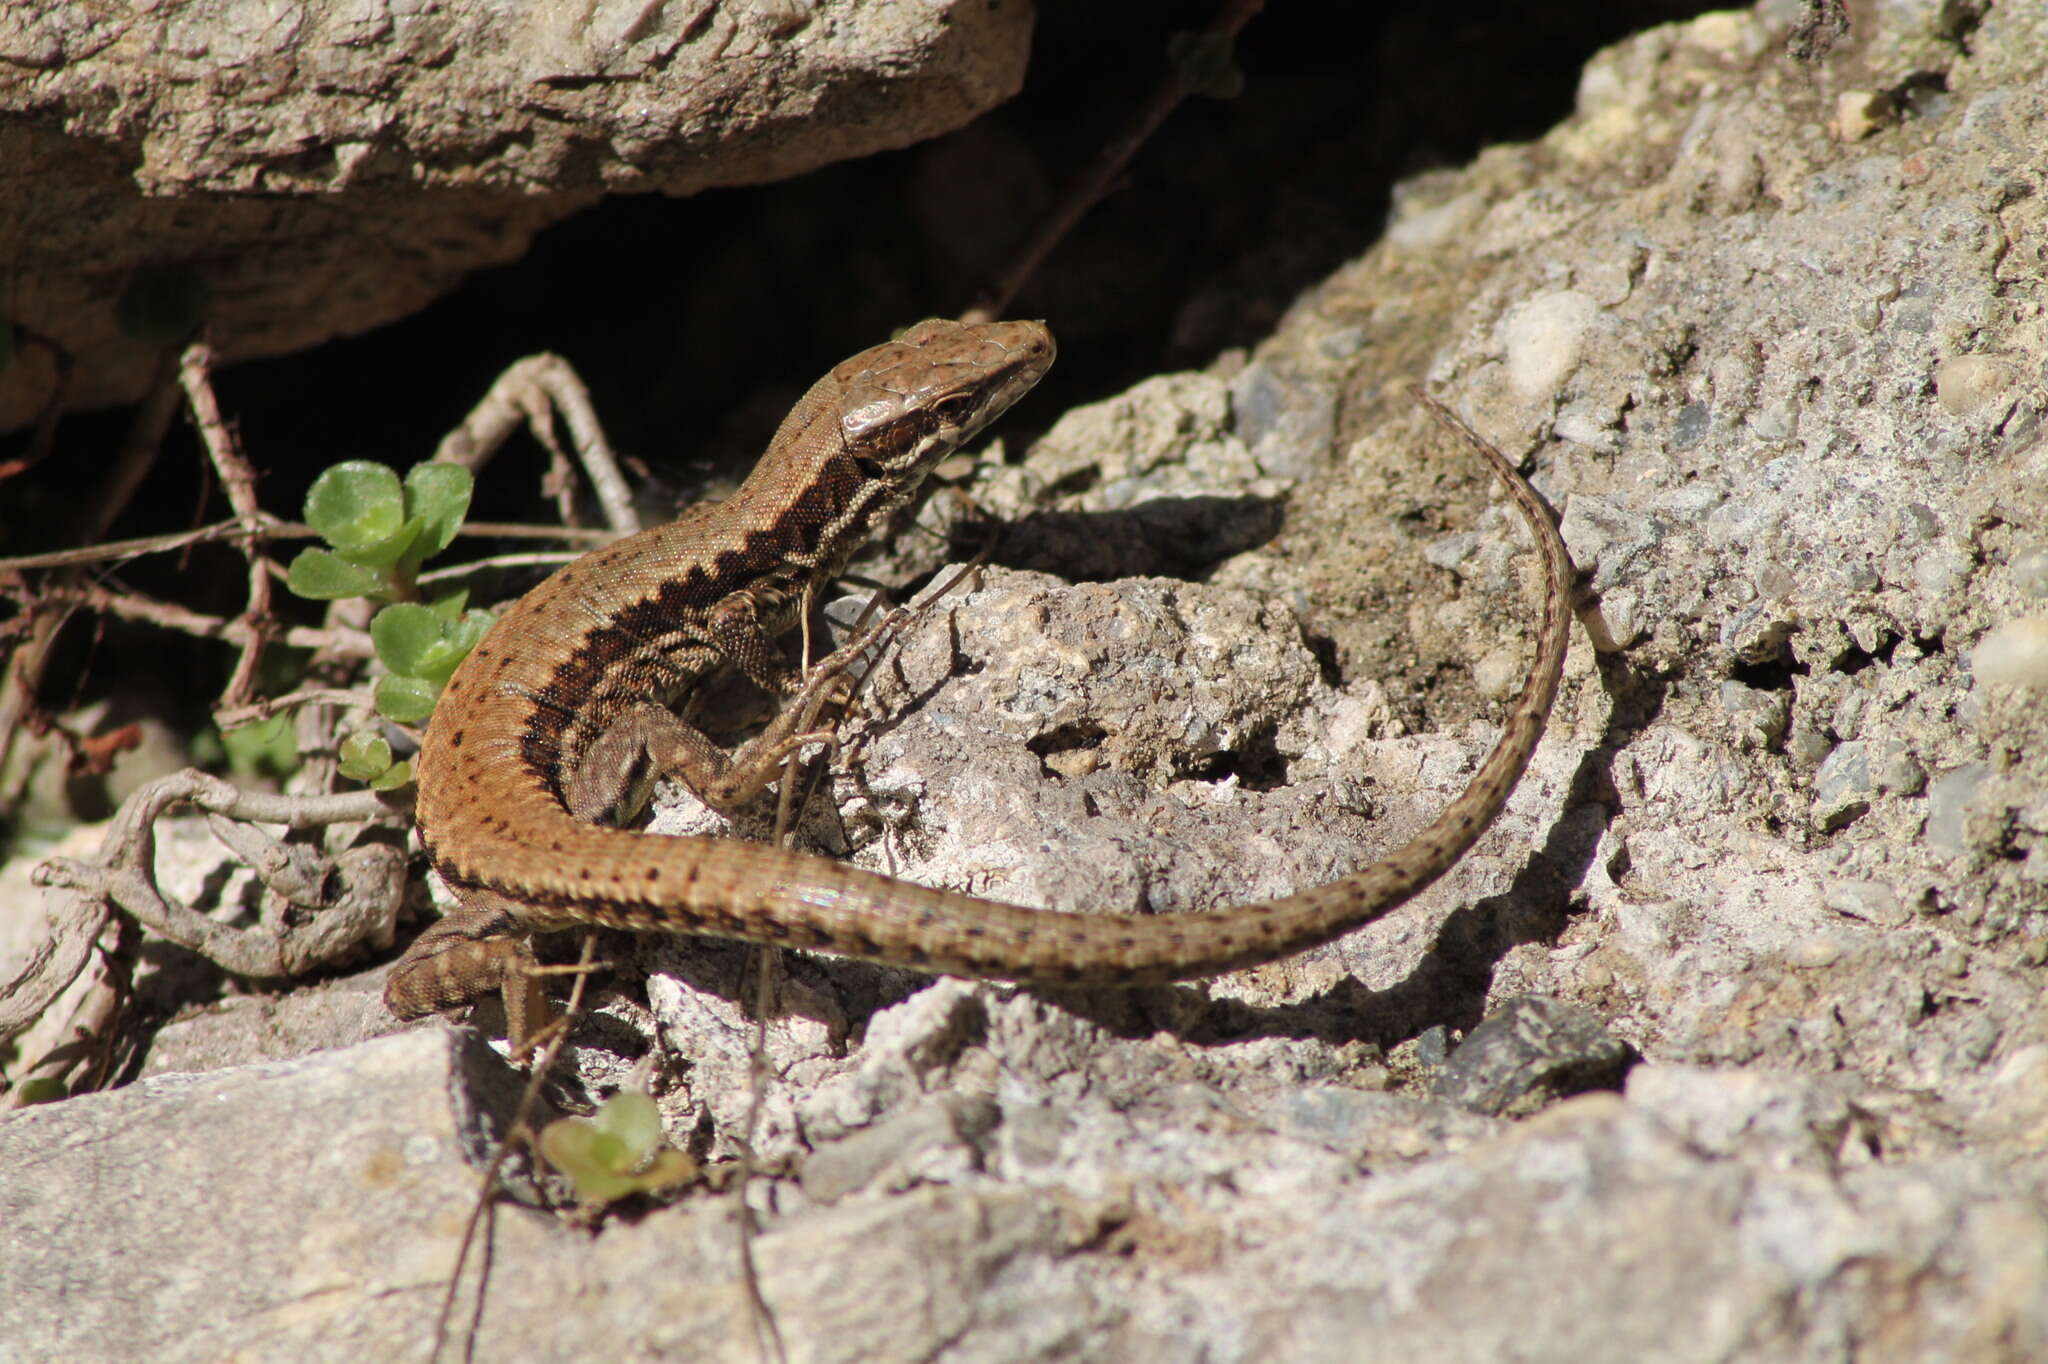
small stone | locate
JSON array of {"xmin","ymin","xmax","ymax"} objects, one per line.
[
  {"xmin": 1894, "ymin": 503, "xmax": 1940, "ymax": 545},
  {"xmin": 1043, "ymin": 748, "xmax": 1100, "ymax": 779},
  {"xmin": 1912, "ymin": 546, "xmax": 1971, "ymax": 599},
  {"xmin": 1934, "ymin": 354, "xmax": 2017, "ymax": 416},
  {"xmin": 1787, "ymin": 935, "xmax": 1843, "ymax": 968},
  {"xmin": 1432, "ymin": 995, "xmax": 1634, "ymax": 1119},
  {"xmin": 1473, "ymin": 647, "xmax": 1528, "ymax": 700},
  {"xmin": 1386, "ymin": 190, "xmax": 1486, "ymax": 252},
  {"xmin": 1500, "ymin": 290, "xmax": 1600, "ymax": 401},
  {"xmin": 1788, "ymin": 726, "xmax": 1836, "ymax": 766},
  {"xmin": 1672, "ymin": 401, "xmax": 1712, "ymax": 449},
  {"xmin": 1719, "ymin": 680, "xmax": 1790, "ymax": 748},
  {"xmin": 1228, "ymin": 362, "xmax": 1337, "ymax": 481},
  {"xmin": 1813, "ymin": 740, "xmax": 1871, "ymax": 829},
  {"xmin": 1554, "ymin": 398, "xmax": 1621, "ymax": 452},
  {"xmin": 1834, "ymin": 89, "xmax": 1890, "ymax": 141},
  {"xmin": 1425, "ymin": 531, "xmax": 1481, "ymax": 573},
  {"xmin": 1315, "ymin": 326, "xmax": 1369, "ymax": 360},
  {"xmin": 2013, "ymin": 546, "xmax": 2048, "ymax": 599},
  {"xmin": 1972, "ymin": 616, "xmax": 2048, "ymax": 688},
  {"xmin": 1559, "ymin": 495, "xmax": 1662, "ymax": 591},
  {"xmin": 1814, "ymin": 740, "xmax": 1869, "ymax": 797},
  {"xmin": 1874, "ymin": 744, "xmax": 1927, "ymax": 796},
  {"xmin": 1924, "ymin": 762, "xmax": 1988, "ymax": 854},
  {"xmin": 1823, "ymin": 880, "xmax": 1906, "ymax": 927},
  {"xmin": 1830, "ymin": 690, "xmax": 1865, "ymax": 742},
  {"xmin": 1585, "ymin": 586, "xmax": 1641, "ymax": 651}
]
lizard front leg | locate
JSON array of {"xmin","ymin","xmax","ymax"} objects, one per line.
[{"xmin": 562, "ymin": 601, "xmax": 915, "ymax": 823}]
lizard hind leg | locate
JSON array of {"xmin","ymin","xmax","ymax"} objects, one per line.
[{"xmin": 383, "ymin": 894, "xmax": 554, "ymax": 1046}]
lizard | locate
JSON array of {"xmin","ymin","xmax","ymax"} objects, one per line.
[{"xmin": 384, "ymin": 317, "xmax": 1573, "ymax": 1023}]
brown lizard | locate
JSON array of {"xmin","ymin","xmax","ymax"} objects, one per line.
[{"xmin": 385, "ymin": 318, "xmax": 1572, "ymax": 1022}]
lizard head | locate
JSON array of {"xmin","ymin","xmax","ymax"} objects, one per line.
[{"xmin": 833, "ymin": 318, "xmax": 1056, "ymax": 484}]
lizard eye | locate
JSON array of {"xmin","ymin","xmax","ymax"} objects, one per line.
[{"xmin": 928, "ymin": 393, "xmax": 975, "ymax": 426}]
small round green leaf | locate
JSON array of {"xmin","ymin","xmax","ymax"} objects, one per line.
[
  {"xmin": 427, "ymin": 588, "xmax": 471, "ymax": 622},
  {"xmin": 337, "ymin": 730, "xmax": 395, "ymax": 782},
  {"xmin": 592, "ymin": 1091, "xmax": 664, "ymax": 1162},
  {"xmin": 219, "ymin": 715, "xmax": 299, "ymax": 781},
  {"xmin": 339, "ymin": 515, "xmax": 427, "ymax": 573},
  {"xmin": 369, "ymin": 759, "xmax": 414, "ymax": 792},
  {"xmin": 538, "ymin": 1121, "xmax": 635, "ymax": 1204},
  {"xmin": 373, "ymin": 673, "xmax": 439, "ymax": 725},
  {"xmin": 304, "ymin": 461, "xmax": 406, "ymax": 553},
  {"xmin": 538, "ymin": 1103, "xmax": 698, "ymax": 1207},
  {"xmin": 404, "ymin": 462, "xmax": 474, "ymax": 561},
  {"xmin": 15, "ymin": 1077, "xmax": 68, "ymax": 1105},
  {"xmin": 447, "ymin": 609, "xmax": 495, "ymax": 656},
  {"xmin": 286, "ymin": 548, "xmax": 388, "ymax": 601},
  {"xmin": 370, "ymin": 603, "xmax": 443, "ymax": 675}
]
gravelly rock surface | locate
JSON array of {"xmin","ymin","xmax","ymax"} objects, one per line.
[{"xmin": 4, "ymin": 2, "xmax": 2046, "ymax": 1359}]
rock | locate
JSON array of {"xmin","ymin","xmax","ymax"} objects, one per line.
[
  {"xmin": 0, "ymin": 0, "xmax": 1031, "ymax": 427},
  {"xmin": 1433, "ymin": 995, "xmax": 1635, "ymax": 1118}
]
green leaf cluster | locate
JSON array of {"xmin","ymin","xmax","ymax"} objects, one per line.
[
  {"xmin": 537, "ymin": 1092, "xmax": 698, "ymax": 1208},
  {"xmin": 287, "ymin": 461, "xmax": 473, "ymax": 603},
  {"xmin": 285, "ymin": 460, "xmax": 493, "ymax": 731}
]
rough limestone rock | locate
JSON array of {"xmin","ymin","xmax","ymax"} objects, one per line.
[
  {"xmin": 0, "ymin": 0, "xmax": 1032, "ymax": 426},
  {"xmin": 5, "ymin": 2, "xmax": 2047, "ymax": 1359}
]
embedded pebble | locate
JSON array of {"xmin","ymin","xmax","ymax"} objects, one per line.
[
  {"xmin": 1229, "ymin": 362, "xmax": 1337, "ymax": 481},
  {"xmin": 2012, "ymin": 545, "xmax": 2048, "ymax": 598},
  {"xmin": 1788, "ymin": 935, "xmax": 1843, "ymax": 969},
  {"xmin": 1874, "ymin": 744, "xmax": 1927, "ymax": 796},
  {"xmin": 1934, "ymin": 354, "xmax": 2017, "ymax": 416},
  {"xmin": 1586, "ymin": 587, "xmax": 1641, "ymax": 651},
  {"xmin": 1559, "ymin": 495, "xmax": 1662, "ymax": 590},
  {"xmin": 1500, "ymin": 290, "xmax": 1599, "ymax": 400},
  {"xmin": 1923, "ymin": 762, "xmax": 1989, "ymax": 853},
  {"xmin": 1431, "ymin": 995, "xmax": 1633, "ymax": 1118},
  {"xmin": 1894, "ymin": 503, "xmax": 1940, "ymax": 545},
  {"xmin": 1719, "ymin": 680, "xmax": 1790, "ymax": 748},
  {"xmin": 1386, "ymin": 190, "xmax": 1486, "ymax": 252},
  {"xmin": 1835, "ymin": 90, "xmax": 1889, "ymax": 141},
  {"xmin": 1425, "ymin": 531, "xmax": 1480, "ymax": 573},
  {"xmin": 1473, "ymin": 647, "xmax": 1529, "ymax": 700},
  {"xmin": 1972, "ymin": 616, "xmax": 2048, "ymax": 688},
  {"xmin": 1823, "ymin": 880, "xmax": 1906, "ymax": 927},
  {"xmin": 1912, "ymin": 546, "xmax": 1971, "ymax": 599},
  {"xmin": 1554, "ymin": 398, "xmax": 1620, "ymax": 452},
  {"xmin": 1813, "ymin": 740, "xmax": 1871, "ymax": 829}
]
